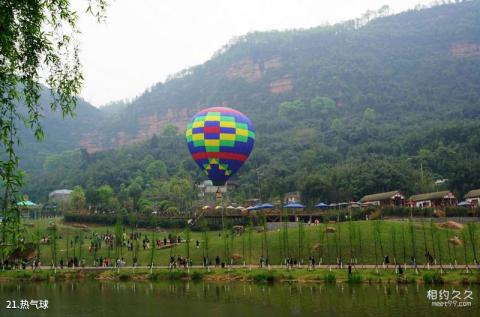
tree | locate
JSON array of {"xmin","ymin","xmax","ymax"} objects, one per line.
[
  {"xmin": 377, "ymin": 5, "xmax": 391, "ymax": 17},
  {"xmin": 127, "ymin": 182, "xmax": 143, "ymax": 212},
  {"xmin": 1, "ymin": 0, "xmax": 107, "ymax": 260},
  {"xmin": 278, "ymin": 100, "xmax": 306, "ymax": 117},
  {"xmin": 300, "ymin": 173, "xmax": 330, "ymax": 207},
  {"xmin": 310, "ymin": 96, "xmax": 336, "ymax": 117},
  {"xmin": 141, "ymin": 154, "xmax": 155, "ymax": 167},
  {"xmin": 70, "ymin": 185, "xmax": 86, "ymax": 211},
  {"xmin": 114, "ymin": 215, "xmax": 123, "ymax": 258},
  {"xmin": 85, "ymin": 184, "xmax": 99, "ymax": 209},
  {"xmin": 107, "ymin": 196, "xmax": 120, "ymax": 211},
  {"xmin": 138, "ymin": 198, "xmax": 154, "ymax": 213},
  {"xmin": 145, "ymin": 160, "xmax": 168, "ymax": 180},
  {"xmin": 97, "ymin": 185, "xmax": 114, "ymax": 211},
  {"xmin": 163, "ymin": 124, "xmax": 179, "ymax": 136},
  {"xmin": 166, "ymin": 177, "xmax": 194, "ymax": 212},
  {"xmin": 117, "ymin": 184, "xmax": 129, "ymax": 205},
  {"xmin": 362, "ymin": 107, "xmax": 376, "ymax": 123}
]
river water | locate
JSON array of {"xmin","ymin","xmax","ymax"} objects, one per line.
[{"xmin": 0, "ymin": 281, "xmax": 478, "ymax": 316}]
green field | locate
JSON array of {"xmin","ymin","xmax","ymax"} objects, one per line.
[{"xmin": 10, "ymin": 217, "xmax": 480, "ymax": 267}]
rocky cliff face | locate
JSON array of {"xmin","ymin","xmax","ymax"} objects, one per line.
[
  {"xmin": 225, "ymin": 56, "xmax": 282, "ymax": 82},
  {"xmin": 451, "ymin": 43, "xmax": 480, "ymax": 57},
  {"xmin": 78, "ymin": 108, "xmax": 190, "ymax": 152},
  {"xmin": 79, "ymin": 55, "xmax": 288, "ymax": 152},
  {"xmin": 129, "ymin": 108, "xmax": 190, "ymax": 145},
  {"xmin": 269, "ymin": 77, "xmax": 293, "ymax": 94}
]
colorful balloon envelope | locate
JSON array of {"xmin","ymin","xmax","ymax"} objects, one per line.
[{"xmin": 185, "ymin": 107, "xmax": 255, "ymax": 186}]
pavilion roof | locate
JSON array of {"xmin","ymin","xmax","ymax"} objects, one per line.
[
  {"xmin": 465, "ymin": 189, "xmax": 480, "ymax": 199},
  {"xmin": 409, "ymin": 190, "xmax": 453, "ymax": 201},
  {"xmin": 360, "ymin": 190, "xmax": 403, "ymax": 203}
]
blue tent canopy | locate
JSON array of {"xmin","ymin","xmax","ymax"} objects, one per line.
[
  {"xmin": 315, "ymin": 202, "xmax": 329, "ymax": 209},
  {"xmin": 261, "ymin": 203, "xmax": 274, "ymax": 208},
  {"xmin": 284, "ymin": 203, "xmax": 305, "ymax": 209},
  {"xmin": 247, "ymin": 205, "xmax": 262, "ymax": 211}
]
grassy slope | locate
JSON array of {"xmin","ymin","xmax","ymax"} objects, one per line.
[{"xmin": 18, "ymin": 218, "xmax": 479, "ymax": 267}]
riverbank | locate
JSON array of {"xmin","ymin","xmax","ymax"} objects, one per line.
[{"xmin": 1, "ymin": 267, "xmax": 479, "ymax": 285}]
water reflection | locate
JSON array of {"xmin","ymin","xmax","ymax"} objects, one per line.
[{"xmin": 0, "ymin": 281, "xmax": 478, "ymax": 317}]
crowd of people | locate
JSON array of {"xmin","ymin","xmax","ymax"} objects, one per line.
[
  {"xmin": 168, "ymin": 255, "xmax": 192, "ymax": 268},
  {"xmin": 59, "ymin": 257, "xmax": 85, "ymax": 268},
  {"xmin": 87, "ymin": 230, "xmax": 186, "ymax": 252}
]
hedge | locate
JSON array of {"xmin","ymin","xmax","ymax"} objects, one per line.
[{"xmin": 63, "ymin": 212, "xmax": 249, "ymax": 231}]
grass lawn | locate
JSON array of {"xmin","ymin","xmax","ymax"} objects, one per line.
[{"xmin": 11, "ymin": 217, "xmax": 480, "ymax": 268}]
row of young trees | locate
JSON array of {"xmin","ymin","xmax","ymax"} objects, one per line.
[
  {"xmin": 202, "ymin": 218, "xmax": 479, "ymax": 269},
  {"xmin": 24, "ymin": 216, "xmax": 479, "ymax": 271}
]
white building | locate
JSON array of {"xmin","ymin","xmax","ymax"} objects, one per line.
[{"xmin": 49, "ymin": 189, "xmax": 73, "ymax": 203}]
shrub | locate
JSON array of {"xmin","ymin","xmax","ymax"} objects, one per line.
[
  {"xmin": 168, "ymin": 271, "xmax": 188, "ymax": 281},
  {"xmin": 191, "ymin": 271, "xmax": 204, "ymax": 281},
  {"xmin": 148, "ymin": 272, "xmax": 161, "ymax": 281},
  {"xmin": 369, "ymin": 210, "xmax": 382, "ymax": 220},
  {"xmin": 30, "ymin": 273, "xmax": 48, "ymax": 282},
  {"xmin": 251, "ymin": 272, "xmax": 276, "ymax": 284},
  {"xmin": 15, "ymin": 271, "xmax": 33, "ymax": 279},
  {"xmin": 423, "ymin": 272, "xmax": 444, "ymax": 285},
  {"xmin": 64, "ymin": 212, "xmax": 250, "ymax": 231},
  {"xmin": 347, "ymin": 273, "xmax": 363, "ymax": 284},
  {"xmin": 397, "ymin": 275, "xmax": 416, "ymax": 284},
  {"xmin": 324, "ymin": 272, "xmax": 336, "ymax": 284},
  {"xmin": 445, "ymin": 207, "xmax": 477, "ymax": 217},
  {"xmin": 118, "ymin": 273, "xmax": 131, "ymax": 281}
]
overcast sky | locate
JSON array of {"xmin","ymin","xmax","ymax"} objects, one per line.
[{"xmin": 74, "ymin": 0, "xmax": 432, "ymax": 107}]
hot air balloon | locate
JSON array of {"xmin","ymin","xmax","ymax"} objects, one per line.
[{"xmin": 185, "ymin": 107, "xmax": 255, "ymax": 186}]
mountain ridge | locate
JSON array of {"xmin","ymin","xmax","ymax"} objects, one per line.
[
  {"xmin": 18, "ymin": 0, "xmax": 480, "ymax": 204},
  {"xmin": 86, "ymin": 0, "xmax": 480, "ymax": 150}
]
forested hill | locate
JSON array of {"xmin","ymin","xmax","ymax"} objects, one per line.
[
  {"xmin": 17, "ymin": 89, "xmax": 107, "ymax": 173},
  {"xmin": 22, "ymin": 1, "xmax": 480, "ymax": 209},
  {"xmin": 96, "ymin": 0, "xmax": 480, "ymax": 147}
]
